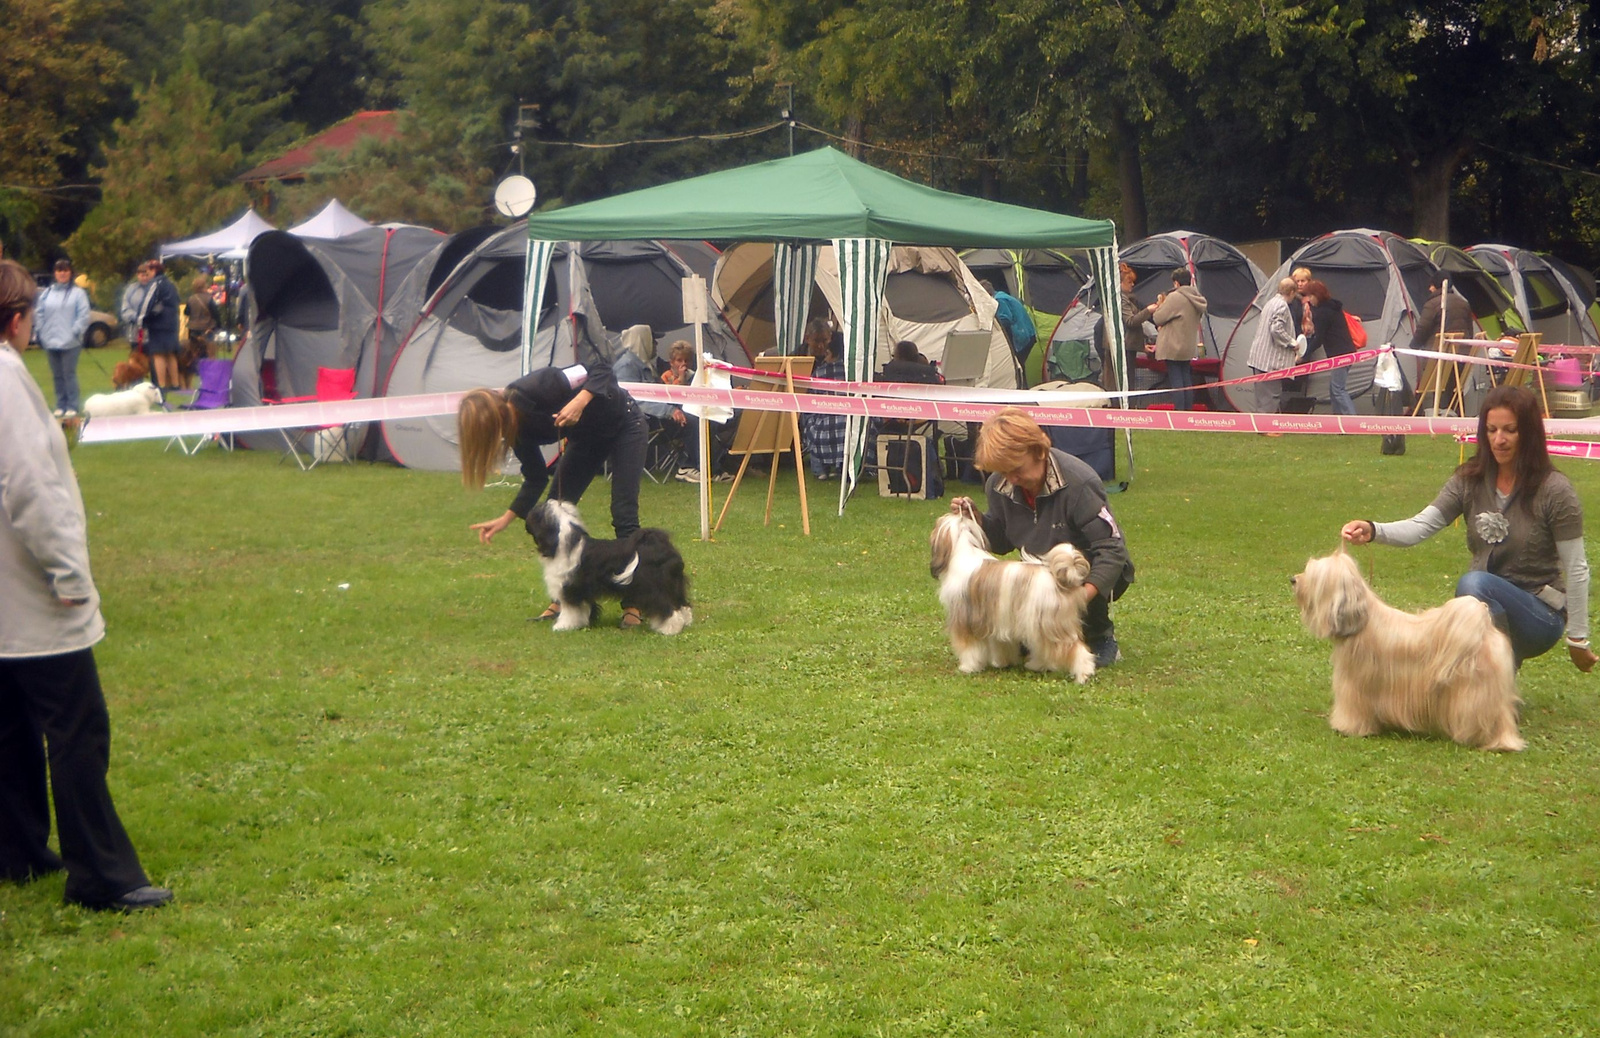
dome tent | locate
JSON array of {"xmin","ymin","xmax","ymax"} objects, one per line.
[
  {"xmin": 960, "ymin": 248, "xmax": 1091, "ymax": 385},
  {"xmin": 379, "ymin": 227, "xmax": 746, "ymax": 472},
  {"xmin": 712, "ymin": 241, "xmax": 1017, "ymax": 389},
  {"xmin": 1412, "ymin": 240, "xmax": 1525, "ymax": 340},
  {"xmin": 1219, "ymin": 230, "xmax": 1435, "ymax": 413},
  {"xmin": 1119, "ymin": 231, "xmax": 1267, "ymax": 361},
  {"xmin": 1467, "ymin": 244, "xmax": 1600, "ymax": 348},
  {"xmin": 229, "ymin": 224, "xmax": 447, "ymax": 454}
]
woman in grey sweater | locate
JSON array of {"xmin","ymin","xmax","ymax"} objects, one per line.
[{"xmin": 1342, "ymin": 385, "xmax": 1596, "ymax": 671}]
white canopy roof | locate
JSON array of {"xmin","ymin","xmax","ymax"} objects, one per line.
[
  {"xmin": 159, "ymin": 208, "xmax": 277, "ymax": 259},
  {"xmin": 286, "ymin": 199, "xmax": 372, "ymax": 239}
]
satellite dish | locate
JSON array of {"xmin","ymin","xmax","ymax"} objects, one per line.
[{"xmin": 493, "ymin": 176, "xmax": 538, "ymax": 218}]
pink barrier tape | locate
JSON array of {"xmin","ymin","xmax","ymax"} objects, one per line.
[
  {"xmin": 1451, "ymin": 338, "xmax": 1600, "ymax": 355},
  {"xmin": 77, "ymin": 391, "xmax": 470, "ymax": 444},
  {"xmin": 706, "ymin": 346, "xmax": 1387, "ymax": 402},
  {"xmin": 77, "ymin": 383, "xmax": 1600, "ymax": 448},
  {"xmin": 1394, "ymin": 346, "xmax": 1543, "ymax": 374},
  {"xmin": 1458, "ymin": 434, "xmax": 1600, "ymax": 461}
]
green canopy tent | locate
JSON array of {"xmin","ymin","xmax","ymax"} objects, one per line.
[{"xmin": 522, "ymin": 147, "xmax": 1123, "ymax": 513}]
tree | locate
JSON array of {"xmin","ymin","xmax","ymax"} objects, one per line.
[
  {"xmin": 0, "ymin": 0, "xmax": 125, "ymax": 258},
  {"xmin": 65, "ymin": 63, "xmax": 248, "ymax": 280}
]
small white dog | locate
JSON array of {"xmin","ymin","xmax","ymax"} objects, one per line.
[
  {"xmin": 1293, "ymin": 550, "xmax": 1523, "ymax": 752},
  {"xmin": 929, "ymin": 499, "xmax": 1096, "ymax": 681},
  {"xmin": 83, "ymin": 382, "xmax": 163, "ymax": 418}
]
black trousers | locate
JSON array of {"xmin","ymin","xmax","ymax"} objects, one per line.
[
  {"xmin": 551, "ymin": 409, "xmax": 648, "ymax": 538},
  {"xmin": 0, "ymin": 648, "xmax": 149, "ymax": 904}
]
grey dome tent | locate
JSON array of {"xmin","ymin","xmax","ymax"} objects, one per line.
[
  {"xmin": 960, "ymin": 248, "xmax": 1091, "ymax": 385},
  {"xmin": 1412, "ymin": 240, "xmax": 1525, "ymax": 340},
  {"xmin": 379, "ymin": 227, "xmax": 747, "ymax": 471},
  {"xmin": 1120, "ymin": 231, "xmax": 1266, "ymax": 362},
  {"xmin": 1467, "ymin": 244, "xmax": 1600, "ymax": 348},
  {"xmin": 229, "ymin": 224, "xmax": 447, "ymax": 453},
  {"xmin": 1219, "ymin": 230, "xmax": 1435, "ymax": 412}
]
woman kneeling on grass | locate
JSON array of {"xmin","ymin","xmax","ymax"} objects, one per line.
[
  {"xmin": 950, "ymin": 407, "xmax": 1135, "ymax": 668},
  {"xmin": 1341, "ymin": 385, "xmax": 1597, "ymax": 671},
  {"xmin": 458, "ymin": 357, "xmax": 649, "ymax": 628}
]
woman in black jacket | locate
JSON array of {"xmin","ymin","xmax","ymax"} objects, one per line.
[
  {"xmin": 458, "ymin": 358, "xmax": 648, "ymax": 622},
  {"xmin": 1303, "ymin": 279, "xmax": 1356, "ymax": 415}
]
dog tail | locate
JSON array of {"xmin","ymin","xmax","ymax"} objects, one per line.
[
  {"xmin": 611, "ymin": 553, "xmax": 641, "ymax": 585},
  {"xmin": 1044, "ymin": 544, "xmax": 1091, "ymax": 591}
]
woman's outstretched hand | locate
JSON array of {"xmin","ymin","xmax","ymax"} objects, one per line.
[
  {"xmin": 471, "ymin": 510, "xmax": 516, "ymax": 544},
  {"xmin": 1341, "ymin": 520, "xmax": 1375, "ymax": 544}
]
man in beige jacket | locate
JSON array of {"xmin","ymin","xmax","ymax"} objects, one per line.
[{"xmin": 1149, "ymin": 268, "xmax": 1208, "ymax": 410}]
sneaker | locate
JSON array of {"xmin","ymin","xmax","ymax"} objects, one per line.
[
  {"xmin": 711, "ymin": 472, "xmax": 734, "ymax": 483},
  {"xmin": 1090, "ymin": 637, "xmax": 1122, "ymax": 668},
  {"xmin": 63, "ymin": 409, "xmax": 77, "ymax": 419},
  {"xmin": 674, "ymin": 469, "xmax": 702, "ymax": 483},
  {"xmin": 52, "ymin": 409, "xmax": 64, "ymax": 418}
]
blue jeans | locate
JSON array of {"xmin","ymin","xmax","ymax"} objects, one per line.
[
  {"xmin": 1166, "ymin": 360, "xmax": 1195, "ymax": 410},
  {"xmin": 1455, "ymin": 570, "xmax": 1565, "ymax": 666},
  {"xmin": 46, "ymin": 347, "xmax": 83, "ymax": 413},
  {"xmin": 1328, "ymin": 364, "xmax": 1355, "ymax": 415}
]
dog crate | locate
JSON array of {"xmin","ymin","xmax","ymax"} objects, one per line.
[{"xmin": 877, "ymin": 433, "xmax": 940, "ymax": 499}]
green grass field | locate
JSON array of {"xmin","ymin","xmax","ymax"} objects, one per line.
[{"xmin": 4, "ymin": 348, "xmax": 1598, "ymax": 1036}]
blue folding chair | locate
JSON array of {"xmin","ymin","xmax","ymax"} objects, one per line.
[{"xmin": 167, "ymin": 358, "xmax": 234, "ymax": 455}]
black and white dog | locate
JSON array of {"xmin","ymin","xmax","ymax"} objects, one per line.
[{"xmin": 525, "ymin": 501, "xmax": 693, "ymax": 635}]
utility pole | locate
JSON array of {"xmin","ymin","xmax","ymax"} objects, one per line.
[
  {"xmin": 514, "ymin": 101, "xmax": 540, "ymax": 176},
  {"xmin": 777, "ymin": 83, "xmax": 794, "ymax": 156}
]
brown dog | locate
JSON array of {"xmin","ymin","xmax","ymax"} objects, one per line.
[{"xmin": 112, "ymin": 349, "xmax": 151, "ymax": 389}]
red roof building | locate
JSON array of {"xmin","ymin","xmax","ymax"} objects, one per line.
[{"xmin": 235, "ymin": 111, "xmax": 403, "ymax": 184}]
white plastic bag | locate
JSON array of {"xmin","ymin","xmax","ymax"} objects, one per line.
[{"xmin": 1372, "ymin": 348, "xmax": 1403, "ymax": 392}]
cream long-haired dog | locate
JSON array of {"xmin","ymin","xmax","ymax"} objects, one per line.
[
  {"xmin": 1293, "ymin": 550, "xmax": 1523, "ymax": 752},
  {"xmin": 929, "ymin": 499, "xmax": 1096, "ymax": 681}
]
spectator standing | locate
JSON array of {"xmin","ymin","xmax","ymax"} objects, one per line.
[
  {"xmin": 1247, "ymin": 278, "xmax": 1300, "ymax": 416},
  {"xmin": 1302, "ymin": 280, "xmax": 1357, "ymax": 415},
  {"xmin": 1149, "ymin": 268, "xmax": 1208, "ymax": 410},
  {"xmin": 0, "ymin": 260, "xmax": 173, "ymax": 912},
  {"xmin": 137, "ymin": 260, "xmax": 182, "ymax": 396},
  {"xmin": 34, "ymin": 260, "xmax": 91, "ymax": 417}
]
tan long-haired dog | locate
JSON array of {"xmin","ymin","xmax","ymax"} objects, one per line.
[
  {"xmin": 930, "ymin": 499, "xmax": 1096, "ymax": 681},
  {"xmin": 1293, "ymin": 550, "xmax": 1523, "ymax": 752}
]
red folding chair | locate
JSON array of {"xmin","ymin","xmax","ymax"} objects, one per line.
[{"xmin": 275, "ymin": 366, "xmax": 359, "ymax": 470}]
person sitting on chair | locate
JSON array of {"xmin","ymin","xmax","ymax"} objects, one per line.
[{"xmin": 879, "ymin": 339, "xmax": 945, "ymax": 385}]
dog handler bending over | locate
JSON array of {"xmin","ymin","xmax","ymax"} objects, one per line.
[
  {"xmin": 458, "ymin": 358, "xmax": 649, "ymax": 626},
  {"xmin": 1342, "ymin": 385, "xmax": 1596, "ymax": 672},
  {"xmin": 951, "ymin": 407, "xmax": 1135, "ymax": 668}
]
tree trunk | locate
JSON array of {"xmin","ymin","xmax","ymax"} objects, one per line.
[
  {"xmin": 845, "ymin": 115, "xmax": 864, "ymax": 160},
  {"xmin": 1409, "ymin": 143, "xmax": 1471, "ymax": 242},
  {"xmin": 1067, "ymin": 147, "xmax": 1090, "ymax": 213},
  {"xmin": 1110, "ymin": 108, "xmax": 1147, "ymax": 241}
]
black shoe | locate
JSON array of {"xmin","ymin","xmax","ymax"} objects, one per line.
[
  {"xmin": 72, "ymin": 885, "xmax": 174, "ymax": 912},
  {"xmin": 1090, "ymin": 637, "xmax": 1122, "ymax": 669}
]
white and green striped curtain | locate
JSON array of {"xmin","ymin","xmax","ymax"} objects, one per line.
[
  {"xmin": 772, "ymin": 243, "xmax": 818, "ymax": 357},
  {"xmin": 1086, "ymin": 238, "xmax": 1135, "ymax": 482},
  {"xmin": 522, "ymin": 239, "xmax": 559, "ymax": 376},
  {"xmin": 832, "ymin": 237, "xmax": 892, "ymax": 513}
]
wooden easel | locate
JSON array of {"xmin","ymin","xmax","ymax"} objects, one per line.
[
  {"xmin": 713, "ymin": 356, "xmax": 814, "ymax": 536},
  {"xmin": 1497, "ymin": 332, "xmax": 1550, "ymax": 415},
  {"xmin": 1411, "ymin": 332, "xmax": 1469, "ymax": 417}
]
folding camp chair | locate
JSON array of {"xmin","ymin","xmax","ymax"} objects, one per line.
[
  {"xmin": 642, "ymin": 416, "xmax": 687, "ymax": 484},
  {"xmin": 276, "ymin": 366, "xmax": 359, "ymax": 470},
  {"xmin": 166, "ymin": 358, "xmax": 235, "ymax": 455}
]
